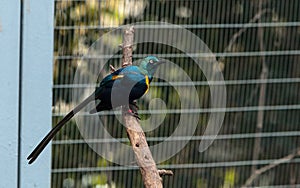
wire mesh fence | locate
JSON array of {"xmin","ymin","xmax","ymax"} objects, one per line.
[{"xmin": 52, "ymin": 0, "xmax": 300, "ymax": 187}]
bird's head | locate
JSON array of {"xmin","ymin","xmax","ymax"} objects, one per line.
[{"xmin": 139, "ymin": 56, "xmax": 164, "ymax": 76}]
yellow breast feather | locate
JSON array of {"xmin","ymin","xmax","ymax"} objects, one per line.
[{"xmin": 145, "ymin": 75, "xmax": 150, "ymax": 94}]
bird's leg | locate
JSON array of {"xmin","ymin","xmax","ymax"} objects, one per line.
[
  {"xmin": 127, "ymin": 101, "xmax": 140, "ymax": 119},
  {"xmin": 129, "ymin": 101, "xmax": 139, "ymax": 111}
]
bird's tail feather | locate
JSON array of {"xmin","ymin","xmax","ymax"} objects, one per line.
[
  {"xmin": 27, "ymin": 93, "xmax": 95, "ymax": 164},
  {"xmin": 89, "ymin": 102, "xmax": 112, "ymax": 114}
]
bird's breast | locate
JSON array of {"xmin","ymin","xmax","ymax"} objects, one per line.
[
  {"xmin": 128, "ymin": 75, "xmax": 150, "ymax": 100},
  {"xmin": 144, "ymin": 75, "xmax": 150, "ymax": 94}
]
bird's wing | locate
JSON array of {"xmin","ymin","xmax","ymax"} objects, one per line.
[
  {"xmin": 117, "ymin": 66, "xmax": 146, "ymax": 85},
  {"xmin": 99, "ymin": 67, "xmax": 125, "ymax": 87},
  {"xmin": 95, "ymin": 66, "xmax": 145, "ymax": 96},
  {"xmin": 93, "ymin": 67, "xmax": 126, "ymax": 98}
]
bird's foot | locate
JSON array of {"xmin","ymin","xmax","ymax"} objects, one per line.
[
  {"xmin": 129, "ymin": 101, "xmax": 139, "ymax": 111},
  {"xmin": 127, "ymin": 109, "xmax": 140, "ymax": 120},
  {"xmin": 124, "ymin": 102, "xmax": 140, "ymax": 119}
]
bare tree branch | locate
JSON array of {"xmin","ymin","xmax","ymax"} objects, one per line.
[
  {"xmin": 225, "ymin": 9, "xmax": 271, "ymax": 134},
  {"xmin": 109, "ymin": 64, "xmax": 116, "ymax": 72},
  {"xmin": 121, "ymin": 26, "xmax": 172, "ymax": 188},
  {"xmin": 242, "ymin": 147, "xmax": 300, "ymax": 187},
  {"xmin": 217, "ymin": 9, "xmax": 272, "ymax": 125},
  {"xmin": 220, "ymin": 9, "xmax": 272, "ymax": 130},
  {"xmin": 122, "ymin": 26, "xmax": 134, "ymax": 67},
  {"xmin": 251, "ymin": 0, "xmax": 269, "ymax": 174},
  {"xmin": 123, "ymin": 114, "xmax": 163, "ymax": 187},
  {"xmin": 219, "ymin": 8, "xmax": 272, "ymax": 63},
  {"xmin": 158, "ymin": 169, "xmax": 174, "ymax": 176}
]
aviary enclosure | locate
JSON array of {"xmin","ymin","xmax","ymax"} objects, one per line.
[{"xmin": 51, "ymin": 0, "xmax": 300, "ymax": 187}]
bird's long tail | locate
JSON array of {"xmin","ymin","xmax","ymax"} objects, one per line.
[{"xmin": 27, "ymin": 93, "xmax": 95, "ymax": 164}]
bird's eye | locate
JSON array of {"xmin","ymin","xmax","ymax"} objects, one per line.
[{"xmin": 149, "ymin": 60, "xmax": 154, "ymax": 64}]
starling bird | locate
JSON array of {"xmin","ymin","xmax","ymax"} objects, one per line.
[{"xmin": 27, "ymin": 56, "xmax": 163, "ymax": 164}]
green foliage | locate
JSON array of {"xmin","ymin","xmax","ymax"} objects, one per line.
[{"xmin": 223, "ymin": 168, "xmax": 236, "ymax": 188}]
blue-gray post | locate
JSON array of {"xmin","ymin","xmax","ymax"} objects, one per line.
[
  {"xmin": 0, "ymin": 1, "xmax": 21, "ymax": 187},
  {"xmin": 0, "ymin": 0, "xmax": 54, "ymax": 187}
]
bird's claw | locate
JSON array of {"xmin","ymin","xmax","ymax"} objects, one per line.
[
  {"xmin": 129, "ymin": 101, "xmax": 139, "ymax": 110},
  {"xmin": 125, "ymin": 102, "xmax": 140, "ymax": 119},
  {"xmin": 127, "ymin": 109, "xmax": 141, "ymax": 120}
]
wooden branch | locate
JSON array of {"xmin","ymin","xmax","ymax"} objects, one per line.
[
  {"xmin": 122, "ymin": 26, "xmax": 134, "ymax": 67},
  {"xmin": 223, "ymin": 8, "xmax": 271, "ymax": 133},
  {"xmin": 123, "ymin": 114, "xmax": 163, "ymax": 187},
  {"xmin": 121, "ymin": 26, "xmax": 167, "ymax": 188},
  {"xmin": 218, "ymin": 8, "xmax": 271, "ymax": 63},
  {"xmin": 219, "ymin": 7, "xmax": 272, "ymax": 167},
  {"xmin": 109, "ymin": 64, "xmax": 116, "ymax": 72},
  {"xmin": 158, "ymin": 169, "xmax": 174, "ymax": 176},
  {"xmin": 251, "ymin": 0, "xmax": 269, "ymax": 174},
  {"xmin": 242, "ymin": 147, "xmax": 300, "ymax": 187}
]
